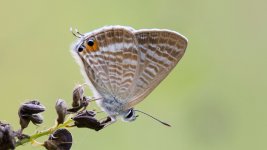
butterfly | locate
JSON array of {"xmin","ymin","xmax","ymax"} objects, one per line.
[{"xmin": 71, "ymin": 25, "xmax": 187, "ymax": 126}]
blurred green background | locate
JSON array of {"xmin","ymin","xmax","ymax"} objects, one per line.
[{"xmin": 0, "ymin": 0, "xmax": 266, "ymax": 150}]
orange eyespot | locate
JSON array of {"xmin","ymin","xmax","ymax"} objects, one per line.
[
  {"xmin": 87, "ymin": 40, "xmax": 94, "ymax": 46},
  {"xmin": 85, "ymin": 38, "xmax": 99, "ymax": 52}
]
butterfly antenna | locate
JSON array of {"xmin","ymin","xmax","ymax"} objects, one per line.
[
  {"xmin": 134, "ymin": 110, "xmax": 171, "ymax": 127},
  {"xmin": 70, "ymin": 27, "xmax": 81, "ymax": 38},
  {"xmin": 75, "ymin": 28, "xmax": 85, "ymax": 36}
]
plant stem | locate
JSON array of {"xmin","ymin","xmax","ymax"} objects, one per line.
[{"xmin": 15, "ymin": 118, "xmax": 74, "ymax": 147}]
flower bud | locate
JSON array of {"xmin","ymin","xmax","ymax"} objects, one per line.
[
  {"xmin": 44, "ymin": 129, "xmax": 72, "ymax": 150},
  {"xmin": 18, "ymin": 100, "xmax": 45, "ymax": 130},
  {"xmin": 0, "ymin": 122, "xmax": 15, "ymax": 150},
  {"xmin": 19, "ymin": 115, "xmax": 31, "ymax": 130},
  {"xmin": 81, "ymin": 96, "xmax": 90, "ymax": 109},
  {"xmin": 19, "ymin": 100, "xmax": 45, "ymax": 115},
  {"xmin": 29, "ymin": 114, "xmax": 43, "ymax": 125},
  {"xmin": 67, "ymin": 96, "xmax": 91, "ymax": 113},
  {"xmin": 55, "ymin": 99, "xmax": 68, "ymax": 124},
  {"xmin": 75, "ymin": 110, "xmax": 96, "ymax": 118},
  {"xmin": 72, "ymin": 84, "xmax": 84, "ymax": 107},
  {"xmin": 72, "ymin": 111, "xmax": 104, "ymax": 131}
]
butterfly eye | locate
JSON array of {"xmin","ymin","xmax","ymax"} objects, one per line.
[
  {"xmin": 77, "ymin": 45, "xmax": 85, "ymax": 52},
  {"xmin": 125, "ymin": 109, "xmax": 134, "ymax": 119},
  {"xmin": 87, "ymin": 39, "xmax": 94, "ymax": 46}
]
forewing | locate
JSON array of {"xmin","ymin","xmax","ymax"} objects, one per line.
[
  {"xmin": 80, "ymin": 26, "xmax": 140, "ymax": 100},
  {"xmin": 125, "ymin": 29, "xmax": 188, "ymax": 109}
]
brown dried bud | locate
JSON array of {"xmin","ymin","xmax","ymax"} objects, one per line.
[
  {"xmin": 75, "ymin": 110, "xmax": 96, "ymax": 118},
  {"xmin": 81, "ymin": 96, "xmax": 90, "ymax": 109},
  {"xmin": 72, "ymin": 84, "xmax": 84, "ymax": 107},
  {"xmin": 18, "ymin": 100, "xmax": 45, "ymax": 130},
  {"xmin": 0, "ymin": 122, "xmax": 15, "ymax": 150},
  {"xmin": 19, "ymin": 100, "xmax": 45, "ymax": 115},
  {"xmin": 55, "ymin": 99, "xmax": 68, "ymax": 124},
  {"xmin": 44, "ymin": 129, "xmax": 72, "ymax": 150},
  {"xmin": 72, "ymin": 111, "xmax": 104, "ymax": 131},
  {"xmin": 29, "ymin": 114, "xmax": 43, "ymax": 125},
  {"xmin": 19, "ymin": 115, "xmax": 31, "ymax": 130},
  {"xmin": 67, "ymin": 96, "xmax": 91, "ymax": 113}
]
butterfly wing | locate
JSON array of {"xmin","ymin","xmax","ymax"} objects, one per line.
[
  {"xmin": 124, "ymin": 29, "xmax": 188, "ymax": 109},
  {"xmin": 73, "ymin": 26, "xmax": 140, "ymax": 101},
  {"xmin": 72, "ymin": 26, "xmax": 187, "ymax": 111}
]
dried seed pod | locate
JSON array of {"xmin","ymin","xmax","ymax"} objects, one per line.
[
  {"xmin": 18, "ymin": 100, "xmax": 45, "ymax": 130},
  {"xmin": 29, "ymin": 114, "xmax": 43, "ymax": 125},
  {"xmin": 72, "ymin": 84, "xmax": 84, "ymax": 107},
  {"xmin": 55, "ymin": 99, "xmax": 68, "ymax": 124},
  {"xmin": 75, "ymin": 110, "xmax": 96, "ymax": 118},
  {"xmin": 44, "ymin": 128, "xmax": 72, "ymax": 150},
  {"xmin": 0, "ymin": 122, "xmax": 15, "ymax": 150},
  {"xmin": 19, "ymin": 115, "xmax": 31, "ymax": 130},
  {"xmin": 72, "ymin": 110, "xmax": 104, "ymax": 131},
  {"xmin": 19, "ymin": 100, "xmax": 45, "ymax": 115},
  {"xmin": 80, "ymin": 96, "xmax": 90, "ymax": 109},
  {"xmin": 73, "ymin": 115, "xmax": 103, "ymax": 131},
  {"xmin": 67, "ymin": 96, "xmax": 91, "ymax": 113}
]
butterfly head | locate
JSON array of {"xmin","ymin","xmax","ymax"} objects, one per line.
[{"xmin": 121, "ymin": 108, "xmax": 138, "ymax": 122}]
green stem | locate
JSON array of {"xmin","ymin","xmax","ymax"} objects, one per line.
[{"xmin": 15, "ymin": 119, "xmax": 74, "ymax": 147}]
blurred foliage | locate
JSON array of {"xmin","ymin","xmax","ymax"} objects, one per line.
[{"xmin": 0, "ymin": 0, "xmax": 266, "ymax": 150}]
